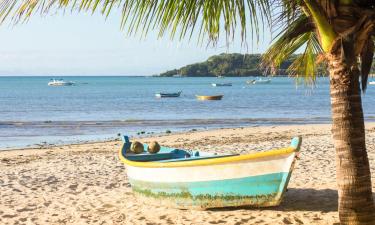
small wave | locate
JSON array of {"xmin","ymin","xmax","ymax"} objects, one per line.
[{"xmin": 0, "ymin": 117, "xmax": 333, "ymax": 128}]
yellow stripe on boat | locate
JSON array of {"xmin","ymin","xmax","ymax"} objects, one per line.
[{"xmin": 119, "ymin": 146, "xmax": 296, "ymax": 168}]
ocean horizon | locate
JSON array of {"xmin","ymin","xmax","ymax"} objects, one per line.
[{"xmin": 1, "ymin": 76, "xmax": 375, "ymax": 149}]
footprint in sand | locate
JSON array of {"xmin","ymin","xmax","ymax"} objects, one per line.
[
  {"xmin": 2, "ymin": 214, "xmax": 17, "ymax": 218},
  {"xmin": 16, "ymin": 206, "xmax": 36, "ymax": 212},
  {"xmin": 282, "ymin": 217, "xmax": 293, "ymax": 224},
  {"xmin": 68, "ymin": 184, "xmax": 78, "ymax": 190}
]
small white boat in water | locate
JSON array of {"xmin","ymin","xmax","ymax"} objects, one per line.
[
  {"xmin": 369, "ymin": 81, "xmax": 375, "ymax": 85},
  {"xmin": 253, "ymin": 78, "xmax": 271, "ymax": 84},
  {"xmin": 212, "ymin": 83, "xmax": 232, "ymax": 87},
  {"xmin": 48, "ymin": 79, "xmax": 74, "ymax": 86}
]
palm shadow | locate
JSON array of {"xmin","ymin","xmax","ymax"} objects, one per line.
[
  {"xmin": 209, "ymin": 188, "xmax": 339, "ymax": 212},
  {"xmin": 275, "ymin": 188, "xmax": 338, "ymax": 212}
]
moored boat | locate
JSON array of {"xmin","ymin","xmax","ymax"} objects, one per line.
[
  {"xmin": 246, "ymin": 80, "xmax": 256, "ymax": 85},
  {"xmin": 369, "ymin": 81, "xmax": 375, "ymax": 85},
  {"xmin": 48, "ymin": 79, "xmax": 75, "ymax": 86},
  {"xmin": 196, "ymin": 95, "xmax": 223, "ymax": 100},
  {"xmin": 211, "ymin": 83, "xmax": 232, "ymax": 87},
  {"xmin": 155, "ymin": 91, "xmax": 182, "ymax": 98},
  {"xmin": 119, "ymin": 136, "xmax": 302, "ymax": 209},
  {"xmin": 254, "ymin": 78, "xmax": 271, "ymax": 84}
]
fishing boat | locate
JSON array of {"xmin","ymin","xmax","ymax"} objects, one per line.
[
  {"xmin": 119, "ymin": 136, "xmax": 302, "ymax": 209},
  {"xmin": 211, "ymin": 83, "xmax": 232, "ymax": 87},
  {"xmin": 196, "ymin": 95, "xmax": 223, "ymax": 100},
  {"xmin": 48, "ymin": 79, "xmax": 74, "ymax": 86},
  {"xmin": 155, "ymin": 91, "xmax": 182, "ymax": 98},
  {"xmin": 246, "ymin": 80, "xmax": 256, "ymax": 85},
  {"xmin": 254, "ymin": 78, "xmax": 271, "ymax": 84},
  {"xmin": 369, "ymin": 81, "xmax": 375, "ymax": 85}
]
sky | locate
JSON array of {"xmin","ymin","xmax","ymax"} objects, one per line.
[{"xmin": 0, "ymin": 9, "xmax": 273, "ymax": 76}]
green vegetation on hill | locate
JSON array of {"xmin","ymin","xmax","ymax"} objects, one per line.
[
  {"xmin": 159, "ymin": 53, "xmax": 311, "ymax": 77},
  {"xmin": 160, "ymin": 53, "xmax": 375, "ymax": 77}
]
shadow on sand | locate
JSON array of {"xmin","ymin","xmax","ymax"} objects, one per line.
[
  {"xmin": 209, "ymin": 188, "xmax": 338, "ymax": 212},
  {"xmin": 277, "ymin": 188, "xmax": 338, "ymax": 212}
]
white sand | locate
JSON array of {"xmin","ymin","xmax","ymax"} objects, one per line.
[{"xmin": 1, "ymin": 123, "xmax": 375, "ymax": 225}]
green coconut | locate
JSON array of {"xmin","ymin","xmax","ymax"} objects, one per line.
[
  {"xmin": 130, "ymin": 141, "xmax": 144, "ymax": 154},
  {"xmin": 147, "ymin": 141, "xmax": 161, "ymax": 154}
]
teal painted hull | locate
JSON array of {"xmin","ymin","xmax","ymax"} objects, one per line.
[{"xmin": 129, "ymin": 172, "xmax": 292, "ymax": 209}]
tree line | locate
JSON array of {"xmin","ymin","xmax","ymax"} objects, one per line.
[{"xmin": 159, "ymin": 53, "xmax": 375, "ymax": 77}]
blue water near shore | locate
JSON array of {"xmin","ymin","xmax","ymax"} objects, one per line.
[{"xmin": 1, "ymin": 76, "xmax": 375, "ymax": 149}]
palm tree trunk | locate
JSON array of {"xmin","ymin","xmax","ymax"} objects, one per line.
[{"xmin": 328, "ymin": 51, "xmax": 375, "ymax": 224}]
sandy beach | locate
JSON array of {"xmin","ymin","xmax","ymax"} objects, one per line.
[{"xmin": 1, "ymin": 123, "xmax": 375, "ymax": 225}]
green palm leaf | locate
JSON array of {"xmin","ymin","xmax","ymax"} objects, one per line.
[
  {"xmin": 262, "ymin": 14, "xmax": 323, "ymax": 83},
  {"xmin": 0, "ymin": 0, "xmax": 274, "ymax": 44}
]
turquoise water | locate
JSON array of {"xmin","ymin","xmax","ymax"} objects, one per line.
[{"xmin": 1, "ymin": 76, "xmax": 374, "ymax": 149}]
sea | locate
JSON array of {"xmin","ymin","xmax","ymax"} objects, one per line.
[{"xmin": 1, "ymin": 76, "xmax": 375, "ymax": 150}]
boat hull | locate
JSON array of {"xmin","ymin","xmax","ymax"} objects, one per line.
[
  {"xmin": 122, "ymin": 150, "xmax": 297, "ymax": 209},
  {"xmin": 48, "ymin": 80, "xmax": 74, "ymax": 86},
  {"xmin": 254, "ymin": 79, "xmax": 271, "ymax": 84},
  {"xmin": 155, "ymin": 91, "xmax": 181, "ymax": 98},
  {"xmin": 211, "ymin": 83, "xmax": 232, "ymax": 87},
  {"xmin": 48, "ymin": 83, "xmax": 74, "ymax": 86},
  {"xmin": 196, "ymin": 95, "xmax": 223, "ymax": 100}
]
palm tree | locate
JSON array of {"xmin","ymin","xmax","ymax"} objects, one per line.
[{"xmin": 1, "ymin": 0, "xmax": 374, "ymax": 224}]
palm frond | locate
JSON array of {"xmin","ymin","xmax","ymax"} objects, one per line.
[
  {"xmin": 0, "ymin": 0, "xmax": 274, "ymax": 45},
  {"xmin": 262, "ymin": 14, "xmax": 314, "ymax": 74},
  {"xmin": 262, "ymin": 12, "xmax": 325, "ymax": 85},
  {"xmin": 287, "ymin": 32, "xmax": 324, "ymax": 85}
]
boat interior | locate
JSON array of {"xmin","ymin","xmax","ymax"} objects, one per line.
[
  {"xmin": 121, "ymin": 136, "xmax": 301, "ymax": 163},
  {"xmin": 121, "ymin": 136, "xmax": 237, "ymax": 163}
]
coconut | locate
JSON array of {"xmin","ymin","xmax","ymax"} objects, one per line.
[
  {"xmin": 130, "ymin": 141, "xmax": 144, "ymax": 154},
  {"xmin": 147, "ymin": 141, "xmax": 160, "ymax": 154}
]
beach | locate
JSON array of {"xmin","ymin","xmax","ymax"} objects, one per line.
[{"xmin": 1, "ymin": 123, "xmax": 375, "ymax": 225}]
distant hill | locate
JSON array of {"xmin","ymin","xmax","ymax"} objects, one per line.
[
  {"xmin": 159, "ymin": 53, "xmax": 375, "ymax": 77},
  {"xmin": 159, "ymin": 53, "xmax": 297, "ymax": 77}
]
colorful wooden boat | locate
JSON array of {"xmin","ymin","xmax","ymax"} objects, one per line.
[
  {"xmin": 155, "ymin": 91, "xmax": 182, "ymax": 98},
  {"xmin": 119, "ymin": 136, "xmax": 302, "ymax": 209},
  {"xmin": 196, "ymin": 95, "xmax": 223, "ymax": 100}
]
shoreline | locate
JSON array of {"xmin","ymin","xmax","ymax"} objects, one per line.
[
  {"xmin": 2, "ymin": 122, "xmax": 375, "ymax": 153},
  {"xmin": 0, "ymin": 122, "xmax": 330, "ymax": 152},
  {"xmin": 1, "ymin": 123, "xmax": 375, "ymax": 224},
  {"xmin": 0, "ymin": 118, "xmax": 337, "ymax": 151},
  {"xmin": 2, "ymin": 121, "xmax": 375, "ymax": 152}
]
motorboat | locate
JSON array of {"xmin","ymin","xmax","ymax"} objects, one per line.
[
  {"xmin": 48, "ymin": 79, "xmax": 74, "ymax": 86},
  {"xmin": 253, "ymin": 78, "xmax": 271, "ymax": 84},
  {"xmin": 211, "ymin": 83, "xmax": 232, "ymax": 87},
  {"xmin": 155, "ymin": 91, "xmax": 182, "ymax": 98}
]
